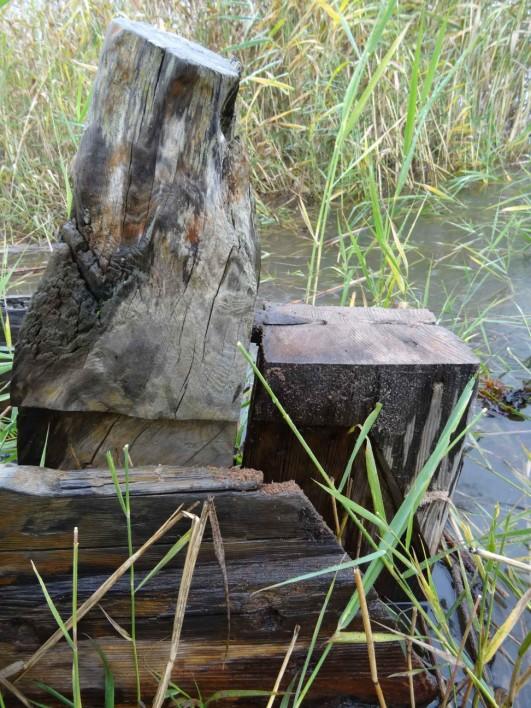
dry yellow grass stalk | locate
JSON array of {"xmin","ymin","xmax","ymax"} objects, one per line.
[
  {"xmin": 266, "ymin": 624, "xmax": 301, "ymax": 708},
  {"xmin": 152, "ymin": 501, "xmax": 211, "ymax": 708},
  {"xmin": 354, "ymin": 568, "xmax": 387, "ymax": 708}
]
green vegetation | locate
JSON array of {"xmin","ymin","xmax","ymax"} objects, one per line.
[
  {"xmin": 0, "ymin": 0, "xmax": 529, "ymax": 244},
  {"xmin": 0, "ymin": 0, "xmax": 529, "ymax": 706}
]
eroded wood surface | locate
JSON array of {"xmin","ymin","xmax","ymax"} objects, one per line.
[
  {"xmin": 11, "ymin": 19, "xmax": 259, "ymax": 467},
  {"xmin": 0, "ymin": 464, "xmax": 437, "ymax": 705}
]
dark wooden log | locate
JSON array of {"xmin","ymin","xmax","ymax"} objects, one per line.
[
  {"xmin": 10, "ymin": 19, "xmax": 259, "ymax": 468},
  {"xmin": 0, "ymin": 464, "xmax": 437, "ymax": 705},
  {"xmin": 0, "ymin": 639, "xmax": 420, "ymax": 707},
  {"xmin": 0, "ymin": 465, "xmax": 329, "ymax": 552},
  {"xmin": 244, "ymin": 303, "xmax": 479, "ymax": 561}
]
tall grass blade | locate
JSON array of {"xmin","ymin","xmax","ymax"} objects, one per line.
[
  {"xmin": 89, "ymin": 642, "xmax": 115, "ymax": 708},
  {"xmin": 153, "ymin": 503, "xmax": 210, "ymax": 708},
  {"xmin": 255, "ymin": 550, "xmax": 386, "ymax": 594},
  {"xmin": 482, "ymin": 588, "xmax": 531, "ymax": 664},
  {"xmin": 31, "ymin": 561, "xmax": 74, "ymax": 650},
  {"xmin": 339, "ymin": 403, "xmax": 382, "ymax": 493},
  {"xmin": 364, "ymin": 439, "xmax": 387, "ymax": 522},
  {"xmin": 34, "ymin": 682, "xmax": 74, "ymax": 707},
  {"xmin": 135, "ymin": 527, "xmax": 190, "ymax": 594},
  {"xmin": 294, "ymin": 575, "xmax": 337, "ymax": 703},
  {"xmin": 71, "ymin": 527, "xmax": 82, "ymax": 708},
  {"xmin": 266, "ymin": 624, "xmax": 300, "ymax": 708}
]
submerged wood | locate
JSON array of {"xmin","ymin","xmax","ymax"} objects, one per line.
[
  {"xmin": 0, "ymin": 464, "xmax": 437, "ymax": 704},
  {"xmin": 245, "ymin": 303, "xmax": 479, "ymax": 562},
  {"xmin": 10, "ymin": 19, "xmax": 259, "ymax": 467}
]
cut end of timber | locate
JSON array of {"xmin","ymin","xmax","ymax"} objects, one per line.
[
  {"xmin": 258, "ymin": 303, "xmax": 480, "ymax": 367},
  {"xmin": 110, "ymin": 18, "xmax": 240, "ymax": 78}
]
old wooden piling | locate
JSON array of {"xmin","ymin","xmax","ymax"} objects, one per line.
[
  {"xmin": 10, "ymin": 18, "xmax": 259, "ymax": 468},
  {"xmin": 244, "ymin": 302, "xmax": 479, "ymax": 561}
]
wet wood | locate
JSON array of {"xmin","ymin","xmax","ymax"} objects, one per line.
[
  {"xmin": 0, "ymin": 638, "xmax": 425, "ymax": 706},
  {"xmin": 245, "ymin": 303, "xmax": 479, "ymax": 561},
  {"xmin": 10, "ymin": 19, "xmax": 259, "ymax": 468},
  {"xmin": 0, "ymin": 464, "xmax": 437, "ymax": 705},
  {"xmin": 0, "ymin": 465, "xmax": 329, "ymax": 552}
]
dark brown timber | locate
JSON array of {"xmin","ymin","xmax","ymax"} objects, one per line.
[
  {"xmin": 245, "ymin": 303, "xmax": 479, "ymax": 562},
  {"xmin": 10, "ymin": 19, "xmax": 259, "ymax": 468},
  {"xmin": 0, "ymin": 464, "xmax": 437, "ymax": 705}
]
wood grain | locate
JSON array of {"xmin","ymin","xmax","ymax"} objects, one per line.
[
  {"xmin": 0, "ymin": 464, "xmax": 437, "ymax": 705},
  {"xmin": 10, "ymin": 19, "xmax": 259, "ymax": 467},
  {"xmin": 16, "ymin": 408, "xmax": 236, "ymax": 468},
  {"xmin": 1, "ymin": 638, "xmax": 431, "ymax": 705}
]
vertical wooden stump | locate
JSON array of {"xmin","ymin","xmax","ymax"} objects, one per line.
[
  {"xmin": 11, "ymin": 20, "xmax": 259, "ymax": 467},
  {"xmin": 244, "ymin": 303, "xmax": 479, "ymax": 559}
]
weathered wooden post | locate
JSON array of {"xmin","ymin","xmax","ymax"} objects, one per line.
[
  {"xmin": 244, "ymin": 303, "xmax": 479, "ymax": 561},
  {"xmin": 11, "ymin": 19, "xmax": 259, "ymax": 468}
]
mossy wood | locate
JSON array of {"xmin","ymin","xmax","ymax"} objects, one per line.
[
  {"xmin": 245, "ymin": 303, "xmax": 479, "ymax": 565},
  {"xmin": 0, "ymin": 464, "xmax": 436, "ymax": 705},
  {"xmin": 10, "ymin": 19, "xmax": 259, "ymax": 468}
]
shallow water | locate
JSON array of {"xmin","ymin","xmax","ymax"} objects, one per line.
[{"xmin": 259, "ymin": 178, "xmax": 530, "ymax": 703}]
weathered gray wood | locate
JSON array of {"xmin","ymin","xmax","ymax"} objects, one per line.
[
  {"xmin": 0, "ymin": 464, "xmax": 437, "ymax": 704},
  {"xmin": 16, "ymin": 408, "xmax": 237, "ymax": 468},
  {"xmin": 10, "ymin": 19, "xmax": 259, "ymax": 467},
  {"xmin": 0, "ymin": 463, "xmax": 262, "ymax": 496},
  {"xmin": 245, "ymin": 303, "xmax": 479, "ymax": 559}
]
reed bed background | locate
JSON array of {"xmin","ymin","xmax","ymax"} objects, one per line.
[{"xmin": 0, "ymin": 0, "xmax": 529, "ymax": 244}]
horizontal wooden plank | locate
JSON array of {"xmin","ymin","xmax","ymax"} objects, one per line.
[
  {"xmin": 0, "ymin": 469, "xmax": 330, "ymax": 551},
  {"xmin": 0, "ymin": 464, "xmax": 262, "ymax": 496},
  {"xmin": 0, "ymin": 549, "xmax": 366, "ymax": 646},
  {"xmin": 0, "ymin": 637, "xmax": 437, "ymax": 705},
  {"xmin": 0, "ymin": 538, "xmax": 339, "ymax": 585}
]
